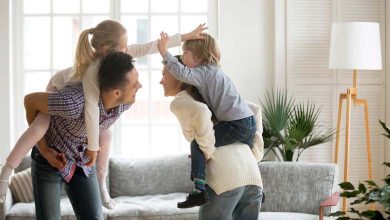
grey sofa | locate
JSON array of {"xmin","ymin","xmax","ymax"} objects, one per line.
[{"xmin": 1, "ymin": 155, "xmax": 338, "ymax": 220}]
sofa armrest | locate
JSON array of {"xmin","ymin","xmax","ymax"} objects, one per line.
[
  {"xmin": 319, "ymin": 192, "xmax": 339, "ymax": 220},
  {"xmin": 0, "ymin": 187, "xmax": 14, "ymax": 220}
]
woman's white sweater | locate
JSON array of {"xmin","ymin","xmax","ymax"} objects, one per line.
[{"xmin": 170, "ymin": 91, "xmax": 263, "ymax": 195}]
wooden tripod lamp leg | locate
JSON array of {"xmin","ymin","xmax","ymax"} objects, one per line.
[
  {"xmin": 362, "ymin": 100, "xmax": 373, "ymax": 180},
  {"xmin": 335, "ymin": 94, "xmax": 346, "ymax": 164},
  {"xmin": 342, "ymin": 90, "xmax": 353, "ymax": 212}
]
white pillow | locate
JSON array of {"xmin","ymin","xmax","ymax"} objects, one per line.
[{"xmin": 10, "ymin": 168, "xmax": 34, "ymax": 203}]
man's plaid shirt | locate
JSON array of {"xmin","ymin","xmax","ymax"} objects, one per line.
[{"xmin": 35, "ymin": 83, "xmax": 130, "ymax": 182}]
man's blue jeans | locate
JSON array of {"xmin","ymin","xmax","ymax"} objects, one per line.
[
  {"xmin": 198, "ymin": 185, "xmax": 263, "ymax": 220},
  {"xmin": 191, "ymin": 116, "xmax": 256, "ymax": 180},
  {"xmin": 31, "ymin": 148, "xmax": 103, "ymax": 220}
]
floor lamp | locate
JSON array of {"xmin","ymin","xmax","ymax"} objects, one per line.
[{"xmin": 329, "ymin": 22, "xmax": 382, "ymax": 211}]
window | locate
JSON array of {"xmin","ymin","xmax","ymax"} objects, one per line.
[{"xmin": 13, "ymin": 0, "xmax": 214, "ymax": 158}]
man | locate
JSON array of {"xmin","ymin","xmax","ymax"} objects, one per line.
[{"xmin": 24, "ymin": 52, "xmax": 141, "ymax": 220}]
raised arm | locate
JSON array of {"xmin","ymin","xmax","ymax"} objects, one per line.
[{"xmin": 128, "ymin": 23, "xmax": 207, "ymax": 58}]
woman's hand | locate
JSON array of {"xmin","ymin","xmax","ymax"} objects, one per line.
[
  {"xmin": 158, "ymin": 32, "xmax": 170, "ymax": 58},
  {"xmin": 181, "ymin": 23, "xmax": 208, "ymax": 41}
]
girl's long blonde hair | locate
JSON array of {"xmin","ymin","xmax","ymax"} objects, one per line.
[
  {"xmin": 182, "ymin": 33, "xmax": 220, "ymax": 66},
  {"xmin": 73, "ymin": 20, "xmax": 127, "ymax": 80}
]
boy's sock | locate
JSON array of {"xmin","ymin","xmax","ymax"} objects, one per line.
[
  {"xmin": 0, "ymin": 162, "xmax": 14, "ymax": 199},
  {"xmin": 193, "ymin": 178, "xmax": 206, "ymax": 193}
]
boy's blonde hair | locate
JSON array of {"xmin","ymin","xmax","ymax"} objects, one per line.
[
  {"xmin": 73, "ymin": 20, "xmax": 127, "ymax": 80},
  {"xmin": 182, "ymin": 33, "xmax": 220, "ymax": 66}
]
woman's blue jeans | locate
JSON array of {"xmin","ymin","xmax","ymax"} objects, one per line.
[
  {"xmin": 191, "ymin": 115, "xmax": 256, "ymax": 180},
  {"xmin": 31, "ymin": 148, "xmax": 103, "ymax": 220},
  {"xmin": 198, "ymin": 185, "xmax": 263, "ymax": 220}
]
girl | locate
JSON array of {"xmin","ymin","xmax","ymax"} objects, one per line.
[
  {"xmin": 158, "ymin": 33, "xmax": 257, "ymax": 208},
  {"xmin": 0, "ymin": 20, "xmax": 207, "ymax": 209}
]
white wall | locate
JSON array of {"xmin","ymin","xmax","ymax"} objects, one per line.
[
  {"xmin": 218, "ymin": 0, "xmax": 274, "ymax": 104},
  {"xmin": 0, "ymin": 0, "xmax": 13, "ymax": 164}
]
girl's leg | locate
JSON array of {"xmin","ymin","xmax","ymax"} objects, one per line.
[
  {"xmin": 97, "ymin": 128, "xmax": 115, "ymax": 209},
  {"xmin": 0, "ymin": 113, "xmax": 50, "ymax": 199}
]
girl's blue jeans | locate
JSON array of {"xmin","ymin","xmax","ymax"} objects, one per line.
[{"xmin": 191, "ymin": 115, "xmax": 256, "ymax": 180}]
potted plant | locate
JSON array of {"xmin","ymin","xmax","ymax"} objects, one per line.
[
  {"xmin": 261, "ymin": 90, "xmax": 334, "ymax": 161},
  {"xmin": 330, "ymin": 120, "xmax": 390, "ymax": 220}
]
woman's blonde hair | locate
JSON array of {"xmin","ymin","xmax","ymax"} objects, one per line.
[
  {"xmin": 182, "ymin": 33, "xmax": 220, "ymax": 66},
  {"xmin": 73, "ymin": 20, "xmax": 127, "ymax": 79}
]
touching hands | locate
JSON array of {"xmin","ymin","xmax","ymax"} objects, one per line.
[
  {"xmin": 158, "ymin": 32, "xmax": 169, "ymax": 58},
  {"xmin": 182, "ymin": 23, "xmax": 208, "ymax": 41},
  {"xmin": 40, "ymin": 147, "xmax": 67, "ymax": 171},
  {"xmin": 84, "ymin": 149, "xmax": 98, "ymax": 167}
]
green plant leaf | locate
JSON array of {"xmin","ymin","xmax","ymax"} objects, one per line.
[
  {"xmin": 340, "ymin": 182, "xmax": 355, "ymax": 190},
  {"xmin": 335, "ymin": 217, "xmax": 352, "ymax": 220},
  {"xmin": 359, "ymin": 183, "xmax": 367, "ymax": 193},
  {"xmin": 379, "ymin": 120, "xmax": 390, "ymax": 139},
  {"xmin": 340, "ymin": 190, "xmax": 361, "ymax": 198},
  {"xmin": 365, "ymin": 180, "xmax": 378, "ymax": 187},
  {"xmin": 361, "ymin": 210, "xmax": 384, "ymax": 219},
  {"xmin": 329, "ymin": 211, "xmax": 346, "ymax": 217}
]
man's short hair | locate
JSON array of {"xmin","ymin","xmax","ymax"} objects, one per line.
[{"xmin": 99, "ymin": 52, "xmax": 135, "ymax": 92}]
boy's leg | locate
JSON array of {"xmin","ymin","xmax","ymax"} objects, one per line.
[
  {"xmin": 0, "ymin": 113, "xmax": 50, "ymax": 199},
  {"xmin": 177, "ymin": 140, "xmax": 208, "ymax": 209},
  {"xmin": 214, "ymin": 116, "xmax": 257, "ymax": 147},
  {"xmin": 97, "ymin": 128, "xmax": 115, "ymax": 209},
  {"xmin": 31, "ymin": 148, "xmax": 63, "ymax": 220},
  {"xmin": 66, "ymin": 166, "xmax": 103, "ymax": 220},
  {"xmin": 190, "ymin": 140, "xmax": 206, "ymax": 183}
]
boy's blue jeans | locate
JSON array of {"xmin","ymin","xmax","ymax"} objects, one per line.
[
  {"xmin": 31, "ymin": 148, "xmax": 103, "ymax": 220},
  {"xmin": 191, "ymin": 115, "xmax": 256, "ymax": 180}
]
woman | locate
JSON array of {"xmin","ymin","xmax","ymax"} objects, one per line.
[{"xmin": 160, "ymin": 56, "xmax": 264, "ymax": 219}]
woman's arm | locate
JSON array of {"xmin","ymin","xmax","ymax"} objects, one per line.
[{"xmin": 171, "ymin": 96, "xmax": 215, "ymax": 160}]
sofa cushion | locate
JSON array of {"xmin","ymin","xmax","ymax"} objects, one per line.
[
  {"xmin": 110, "ymin": 154, "xmax": 193, "ymax": 197},
  {"xmin": 9, "ymin": 168, "xmax": 33, "ymax": 203},
  {"xmin": 107, "ymin": 193, "xmax": 198, "ymax": 220},
  {"xmin": 259, "ymin": 212, "xmax": 334, "ymax": 220},
  {"xmin": 258, "ymin": 162, "xmax": 338, "ymax": 216},
  {"xmin": 6, "ymin": 197, "xmax": 109, "ymax": 220}
]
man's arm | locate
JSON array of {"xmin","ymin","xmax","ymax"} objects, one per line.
[
  {"xmin": 25, "ymin": 89, "xmax": 84, "ymax": 122},
  {"xmin": 24, "ymin": 92, "xmax": 67, "ymax": 169},
  {"xmin": 24, "ymin": 92, "xmax": 50, "ymax": 125}
]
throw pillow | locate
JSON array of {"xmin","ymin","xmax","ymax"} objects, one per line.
[{"xmin": 10, "ymin": 168, "xmax": 33, "ymax": 203}]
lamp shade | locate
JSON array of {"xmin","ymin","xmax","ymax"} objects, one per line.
[{"xmin": 329, "ymin": 22, "xmax": 382, "ymax": 70}]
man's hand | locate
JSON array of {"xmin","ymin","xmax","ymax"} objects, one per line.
[
  {"xmin": 181, "ymin": 23, "xmax": 208, "ymax": 41},
  {"xmin": 40, "ymin": 147, "xmax": 67, "ymax": 170},
  {"xmin": 84, "ymin": 149, "xmax": 98, "ymax": 167},
  {"xmin": 158, "ymin": 32, "xmax": 169, "ymax": 58}
]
